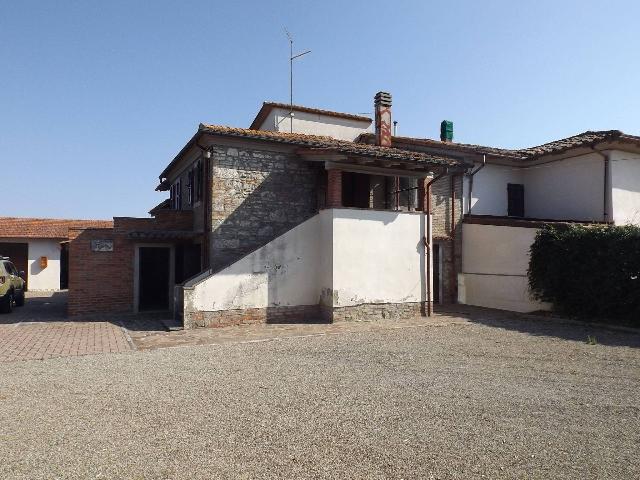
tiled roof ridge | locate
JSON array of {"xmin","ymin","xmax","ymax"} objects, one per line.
[
  {"xmin": 360, "ymin": 129, "xmax": 639, "ymax": 160},
  {"xmin": 198, "ymin": 124, "xmax": 466, "ymax": 167},
  {"xmin": 249, "ymin": 101, "xmax": 372, "ymax": 130}
]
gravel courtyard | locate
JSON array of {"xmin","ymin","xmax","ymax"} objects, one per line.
[{"xmin": 1, "ymin": 310, "xmax": 639, "ymax": 479}]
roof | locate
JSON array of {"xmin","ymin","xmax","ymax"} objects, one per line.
[
  {"xmin": 361, "ymin": 130, "xmax": 640, "ymax": 160},
  {"xmin": 198, "ymin": 124, "xmax": 465, "ymax": 168},
  {"xmin": 0, "ymin": 217, "xmax": 114, "ymax": 239},
  {"xmin": 249, "ymin": 102, "xmax": 372, "ymax": 130}
]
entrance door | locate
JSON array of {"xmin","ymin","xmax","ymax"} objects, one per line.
[
  {"xmin": 0, "ymin": 243, "xmax": 28, "ymax": 290},
  {"xmin": 138, "ymin": 247, "xmax": 171, "ymax": 311}
]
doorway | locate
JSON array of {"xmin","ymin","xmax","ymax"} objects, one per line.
[
  {"xmin": 138, "ymin": 247, "xmax": 171, "ymax": 311},
  {"xmin": 0, "ymin": 242, "xmax": 29, "ymax": 290},
  {"xmin": 433, "ymin": 244, "xmax": 442, "ymax": 304}
]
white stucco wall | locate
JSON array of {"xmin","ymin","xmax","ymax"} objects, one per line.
[
  {"xmin": 610, "ymin": 150, "xmax": 640, "ymax": 225},
  {"xmin": 0, "ymin": 238, "xmax": 61, "ymax": 291},
  {"xmin": 186, "ymin": 208, "xmax": 426, "ymax": 313},
  {"xmin": 458, "ymin": 223, "xmax": 550, "ymax": 313},
  {"xmin": 188, "ymin": 212, "xmax": 328, "ymax": 312},
  {"xmin": 258, "ymin": 107, "xmax": 372, "ymax": 141},
  {"xmin": 524, "ymin": 153, "xmax": 605, "ymax": 221},
  {"xmin": 464, "ymin": 164, "xmax": 524, "ymax": 216},
  {"xmin": 466, "ymin": 153, "xmax": 608, "ymax": 221},
  {"xmin": 330, "ymin": 209, "xmax": 424, "ymax": 306}
]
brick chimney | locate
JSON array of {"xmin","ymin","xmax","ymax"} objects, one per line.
[{"xmin": 374, "ymin": 92, "xmax": 392, "ymax": 147}]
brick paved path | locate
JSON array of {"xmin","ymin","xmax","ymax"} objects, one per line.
[
  {"xmin": 0, "ymin": 292, "xmax": 132, "ymax": 362},
  {"xmin": 0, "ymin": 322, "xmax": 131, "ymax": 362}
]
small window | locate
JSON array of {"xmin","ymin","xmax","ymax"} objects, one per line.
[
  {"xmin": 195, "ymin": 161, "xmax": 203, "ymax": 202},
  {"xmin": 187, "ymin": 170, "xmax": 194, "ymax": 206},
  {"xmin": 507, "ymin": 183, "xmax": 524, "ymax": 217},
  {"xmin": 170, "ymin": 180, "xmax": 182, "ymax": 210}
]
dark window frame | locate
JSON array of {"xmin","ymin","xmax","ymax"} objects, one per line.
[{"xmin": 507, "ymin": 183, "xmax": 525, "ymax": 217}]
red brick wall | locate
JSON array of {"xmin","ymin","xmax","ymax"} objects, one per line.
[
  {"xmin": 68, "ymin": 228, "xmax": 133, "ymax": 316},
  {"xmin": 326, "ymin": 169, "xmax": 343, "ymax": 208}
]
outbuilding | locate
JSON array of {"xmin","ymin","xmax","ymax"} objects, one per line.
[{"xmin": 0, "ymin": 217, "xmax": 113, "ymax": 291}]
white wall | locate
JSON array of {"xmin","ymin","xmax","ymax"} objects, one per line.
[
  {"xmin": 464, "ymin": 164, "xmax": 524, "ymax": 216},
  {"xmin": 466, "ymin": 153, "xmax": 607, "ymax": 221},
  {"xmin": 330, "ymin": 209, "xmax": 424, "ymax": 306},
  {"xmin": 610, "ymin": 150, "xmax": 640, "ymax": 225},
  {"xmin": 185, "ymin": 208, "xmax": 426, "ymax": 313},
  {"xmin": 259, "ymin": 107, "xmax": 372, "ymax": 141},
  {"xmin": 459, "ymin": 223, "xmax": 550, "ymax": 312},
  {"xmin": 525, "ymin": 153, "xmax": 605, "ymax": 221},
  {"xmin": 0, "ymin": 238, "xmax": 61, "ymax": 290},
  {"xmin": 186, "ymin": 212, "xmax": 329, "ymax": 312}
]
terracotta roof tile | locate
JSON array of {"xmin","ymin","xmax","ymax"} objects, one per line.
[
  {"xmin": 363, "ymin": 130, "xmax": 640, "ymax": 161},
  {"xmin": 249, "ymin": 102, "xmax": 372, "ymax": 130},
  {"xmin": 198, "ymin": 124, "xmax": 465, "ymax": 167},
  {"xmin": 0, "ymin": 217, "xmax": 113, "ymax": 239}
]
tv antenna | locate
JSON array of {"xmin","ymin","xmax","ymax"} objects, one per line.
[{"xmin": 284, "ymin": 27, "xmax": 311, "ymax": 132}]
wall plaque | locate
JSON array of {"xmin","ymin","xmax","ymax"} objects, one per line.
[{"xmin": 91, "ymin": 239, "xmax": 114, "ymax": 252}]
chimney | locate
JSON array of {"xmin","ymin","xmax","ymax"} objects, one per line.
[
  {"xmin": 440, "ymin": 120, "xmax": 453, "ymax": 143},
  {"xmin": 374, "ymin": 91, "xmax": 392, "ymax": 147}
]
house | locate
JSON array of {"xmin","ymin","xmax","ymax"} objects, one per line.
[
  {"xmin": 0, "ymin": 217, "xmax": 113, "ymax": 291},
  {"xmin": 69, "ymin": 93, "xmax": 468, "ymax": 323},
  {"xmin": 68, "ymin": 92, "xmax": 640, "ymax": 324},
  {"xmin": 367, "ymin": 130, "xmax": 640, "ymax": 312}
]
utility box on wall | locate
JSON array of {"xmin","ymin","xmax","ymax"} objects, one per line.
[{"xmin": 39, "ymin": 256, "xmax": 48, "ymax": 269}]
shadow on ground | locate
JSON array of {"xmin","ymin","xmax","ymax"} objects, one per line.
[
  {"xmin": 436, "ymin": 304, "xmax": 640, "ymax": 349},
  {"xmin": 0, "ymin": 291, "xmax": 175, "ymax": 333}
]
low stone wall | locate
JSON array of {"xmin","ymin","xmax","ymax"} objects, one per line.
[
  {"xmin": 327, "ymin": 302, "xmax": 424, "ymax": 322},
  {"xmin": 184, "ymin": 305, "xmax": 322, "ymax": 329}
]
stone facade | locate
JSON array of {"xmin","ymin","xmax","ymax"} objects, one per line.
[
  {"xmin": 184, "ymin": 304, "xmax": 322, "ymax": 329},
  {"xmin": 209, "ymin": 145, "xmax": 323, "ymax": 272},
  {"xmin": 325, "ymin": 302, "xmax": 424, "ymax": 322}
]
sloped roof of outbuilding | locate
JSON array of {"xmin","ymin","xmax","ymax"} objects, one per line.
[{"xmin": 0, "ymin": 217, "xmax": 113, "ymax": 239}]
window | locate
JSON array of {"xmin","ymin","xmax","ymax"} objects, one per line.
[
  {"xmin": 170, "ymin": 180, "xmax": 182, "ymax": 210},
  {"xmin": 195, "ymin": 161, "xmax": 203, "ymax": 202},
  {"xmin": 507, "ymin": 183, "xmax": 524, "ymax": 217},
  {"xmin": 187, "ymin": 170, "xmax": 194, "ymax": 206}
]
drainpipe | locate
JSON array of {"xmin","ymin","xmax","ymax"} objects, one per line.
[
  {"xmin": 466, "ymin": 155, "xmax": 486, "ymax": 214},
  {"xmin": 424, "ymin": 169, "xmax": 448, "ymax": 316},
  {"xmin": 591, "ymin": 147, "xmax": 610, "ymax": 223}
]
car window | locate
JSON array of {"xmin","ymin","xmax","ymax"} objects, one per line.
[
  {"xmin": 3, "ymin": 262, "xmax": 13, "ymax": 274},
  {"xmin": 8, "ymin": 263, "xmax": 18, "ymax": 275}
]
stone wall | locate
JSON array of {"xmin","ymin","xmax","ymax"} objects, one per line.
[{"xmin": 209, "ymin": 145, "xmax": 322, "ymax": 271}]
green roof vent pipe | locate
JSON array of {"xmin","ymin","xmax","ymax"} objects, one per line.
[{"xmin": 440, "ymin": 120, "xmax": 453, "ymax": 143}]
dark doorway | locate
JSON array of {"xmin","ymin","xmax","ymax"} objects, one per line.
[
  {"xmin": 0, "ymin": 242, "xmax": 29, "ymax": 290},
  {"xmin": 175, "ymin": 244, "xmax": 202, "ymax": 284},
  {"xmin": 342, "ymin": 172, "xmax": 371, "ymax": 208},
  {"xmin": 139, "ymin": 247, "xmax": 171, "ymax": 311},
  {"xmin": 60, "ymin": 242, "xmax": 69, "ymax": 289},
  {"xmin": 433, "ymin": 244, "xmax": 441, "ymax": 304},
  {"xmin": 507, "ymin": 183, "xmax": 525, "ymax": 217}
]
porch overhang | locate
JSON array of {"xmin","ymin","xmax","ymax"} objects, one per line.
[{"xmin": 295, "ymin": 147, "xmax": 468, "ymax": 177}]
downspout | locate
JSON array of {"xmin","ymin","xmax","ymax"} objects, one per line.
[
  {"xmin": 467, "ymin": 155, "xmax": 486, "ymax": 214},
  {"xmin": 425, "ymin": 169, "xmax": 448, "ymax": 316},
  {"xmin": 590, "ymin": 147, "xmax": 610, "ymax": 223}
]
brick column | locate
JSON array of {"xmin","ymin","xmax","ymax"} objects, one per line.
[{"xmin": 326, "ymin": 169, "xmax": 343, "ymax": 208}]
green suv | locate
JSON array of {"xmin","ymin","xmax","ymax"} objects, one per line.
[{"xmin": 0, "ymin": 257, "xmax": 26, "ymax": 313}]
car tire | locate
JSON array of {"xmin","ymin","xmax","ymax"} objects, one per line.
[
  {"xmin": 15, "ymin": 290, "xmax": 25, "ymax": 307},
  {"xmin": 0, "ymin": 292, "xmax": 14, "ymax": 314}
]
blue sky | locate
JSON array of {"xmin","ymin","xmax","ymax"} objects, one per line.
[{"xmin": 1, "ymin": 1, "xmax": 638, "ymax": 219}]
